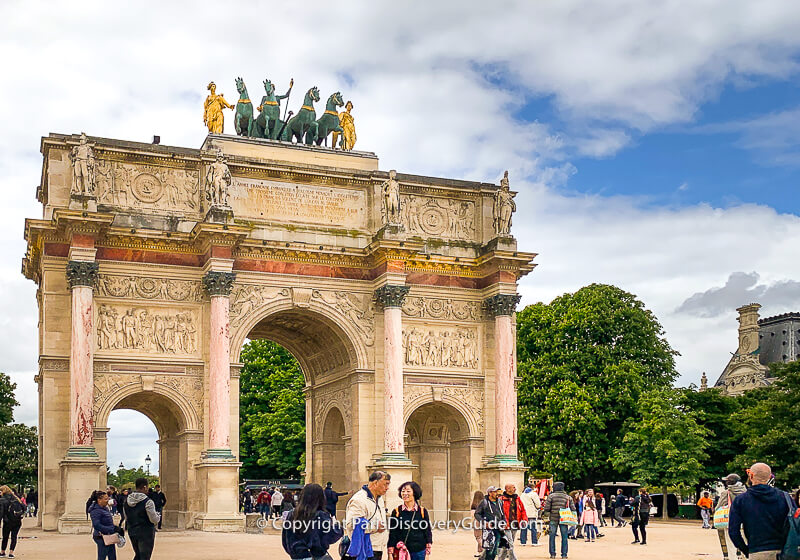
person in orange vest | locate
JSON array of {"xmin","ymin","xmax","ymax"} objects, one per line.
[{"xmin": 698, "ymin": 492, "xmax": 714, "ymax": 529}]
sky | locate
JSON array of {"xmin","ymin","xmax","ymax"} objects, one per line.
[{"xmin": 2, "ymin": 1, "xmax": 800, "ymax": 476}]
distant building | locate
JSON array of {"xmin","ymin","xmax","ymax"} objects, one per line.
[{"xmin": 713, "ymin": 303, "xmax": 800, "ymax": 395}]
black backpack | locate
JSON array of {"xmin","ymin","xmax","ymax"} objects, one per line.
[{"xmin": 7, "ymin": 499, "xmax": 25, "ymax": 522}]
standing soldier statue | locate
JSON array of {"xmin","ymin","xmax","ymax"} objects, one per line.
[
  {"xmin": 332, "ymin": 100, "xmax": 357, "ymax": 151},
  {"xmin": 71, "ymin": 132, "xmax": 96, "ymax": 196},
  {"xmin": 493, "ymin": 170, "xmax": 516, "ymax": 236},
  {"xmin": 206, "ymin": 149, "xmax": 232, "ymax": 207},
  {"xmin": 203, "ymin": 81, "xmax": 235, "ymax": 134},
  {"xmin": 382, "ymin": 169, "xmax": 401, "ymax": 225}
]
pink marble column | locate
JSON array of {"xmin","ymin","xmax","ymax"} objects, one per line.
[
  {"xmin": 375, "ymin": 284, "xmax": 410, "ymax": 457},
  {"xmin": 66, "ymin": 261, "xmax": 99, "ymax": 453},
  {"xmin": 203, "ymin": 271, "xmax": 236, "ymax": 455},
  {"xmin": 485, "ymin": 294, "xmax": 521, "ymax": 459}
]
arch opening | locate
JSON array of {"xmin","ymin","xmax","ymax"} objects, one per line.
[{"xmin": 405, "ymin": 402, "xmax": 473, "ymax": 522}]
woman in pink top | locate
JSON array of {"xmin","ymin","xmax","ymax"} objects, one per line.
[{"xmin": 581, "ymin": 489, "xmax": 599, "ymax": 542}]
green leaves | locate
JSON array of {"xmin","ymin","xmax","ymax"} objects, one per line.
[
  {"xmin": 239, "ymin": 340, "xmax": 306, "ymax": 479},
  {"xmin": 517, "ymin": 284, "xmax": 678, "ymax": 487},
  {"xmin": 0, "ymin": 372, "xmax": 19, "ymax": 425},
  {"xmin": 0, "ymin": 372, "xmax": 36, "ymax": 487},
  {"xmin": 106, "ymin": 466, "xmax": 158, "ymax": 490}
]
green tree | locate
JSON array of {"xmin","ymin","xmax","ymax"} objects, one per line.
[
  {"xmin": 0, "ymin": 372, "xmax": 37, "ymax": 487},
  {"xmin": 612, "ymin": 388, "xmax": 710, "ymax": 517},
  {"xmin": 517, "ymin": 284, "xmax": 678, "ymax": 487},
  {"xmin": 239, "ymin": 340, "xmax": 305, "ymax": 479},
  {"xmin": 106, "ymin": 466, "xmax": 158, "ymax": 490},
  {"xmin": 732, "ymin": 360, "xmax": 800, "ymax": 486}
]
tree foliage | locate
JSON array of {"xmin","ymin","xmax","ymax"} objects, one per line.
[
  {"xmin": 732, "ymin": 360, "xmax": 800, "ymax": 486},
  {"xmin": 0, "ymin": 372, "xmax": 37, "ymax": 487},
  {"xmin": 106, "ymin": 466, "xmax": 158, "ymax": 490},
  {"xmin": 611, "ymin": 388, "xmax": 709, "ymax": 488},
  {"xmin": 239, "ymin": 340, "xmax": 306, "ymax": 479},
  {"xmin": 516, "ymin": 284, "xmax": 678, "ymax": 487}
]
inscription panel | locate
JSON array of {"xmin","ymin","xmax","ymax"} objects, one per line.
[{"xmin": 231, "ymin": 178, "xmax": 368, "ymax": 229}]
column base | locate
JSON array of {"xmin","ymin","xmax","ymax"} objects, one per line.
[
  {"xmin": 59, "ymin": 452, "xmax": 104, "ymax": 534},
  {"xmin": 193, "ymin": 513, "xmax": 246, "ymax": 532},
  {"xmin": 202, "ymin": 448, "xmax": 236, "ymax": 460},
  {"xmin": 368, "ymin": 454, "xmax": 418, "ymax": 512},
  {"xmin": 65, "ymin": 445, "xmax": 100, "ymax": 458},
  {"xmin": 194, "ymin": 457, "xmax": 243, "ymax": 532},
  {"xmin": 372, "ymin": 452, "xmax": 413, "ymax": 465},
  {"xmin": 477, "ymin": 459, "xmax": 527, "ymax": 494}
]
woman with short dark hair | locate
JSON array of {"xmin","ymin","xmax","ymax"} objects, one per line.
[{"xmin": 388, "ymin": 481, "xmax": 433, "ymax": 560}]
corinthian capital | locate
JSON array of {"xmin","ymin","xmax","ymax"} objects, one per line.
[
  {"xmin": 374, "ymin": 284, "xmax": 410, "ymax": 309},
  {"xmin": 483, "ymin": 294, "xmax": 521, "ymax": 318},
  {"xmin": 203, "ymin": 271, "xmax": 236, "ymax": 296},
  {"xmin": 66, "ymin": 261, "xmax": 99, "ymax": 289}
]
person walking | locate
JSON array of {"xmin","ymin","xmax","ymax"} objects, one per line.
[
  {"xmin": 281, "ymin": 483, "xmax": 343, "ymax": 560},
  {"xmin": 474, "ymin": 486, "xmax": 505, "ymax": 560},
  {"xmin": 345, "ymin": 471, "xmax": 391, "ymax": 560},
  {"xmin": 581, "ymin": 489, "xmax": 599, "ymax": 542},
  {"xmin": 272, "ymin": 487, "xmax": 285, "ymax": 520},
  {"xmin": 630, "ymin": 488, "xmax": 651, "ymax": 545},
  {"xmin": 281, "ymin": 491, "xmax": 296, "ymax": 517},
  {"xmin": 242, "ymin": 488, "xmax": 254, "ymax": 514},
  {"xmin": 497, "ymin": 484, "xmax": 527, "ymax": 560},
  {"xmin": 0, "ymin": 486, "xmax": 24, "ymax": 559},
  {"xmin": 698, "ymin": 492, "xmax": 714, "ymax": 529},
  {"xmin": 257, "ymin": 487, "xmax": 270, "ymax": 519},
  {"xmin": 324, "ymin": 482, "xmax": 348, "ymax": 517},
  {"xmin": 716, "ymin": 473, "xmax": 747, "ymax": 560},
  {"xmin": 89, "ymin": 490, "xmax": 123, "ymax": 560},
  {"xmin": 519, "ymin": 484, "xmax": 542, "ymax": 547},
  {"xmin": 118, "ymin": 489, "xmax": 129, "ymax": 525},
  {"xmin": 729, "ymin": 463, "xmax": 790, "ymax": 560},
  {"xmin": 148, "ymin": 484, "xmax": 166, "ymax": 530},
  {"xmin": 471, "ymin": 491, "xmax": 486, "ymax": 557},
  {"xmin": 123, "ymin": 477, "xmax": 160, "ymax": 560},
  {"xmin": 596, "ymin": 493, "xmax": 607, "ymax": 528},
  {"xmin": 387, "ymin": 481, "xmax": 433, "ymax": 560},
  {"xmin": 613, "ymin": 489, "xmax": 627, "ymax": 527},
  {"xmin": 542, "ymin": 482, "xmax": 575, "ymax": 560}
]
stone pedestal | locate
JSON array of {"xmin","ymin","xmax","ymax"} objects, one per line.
[
  {"xmin": 69, "ymin": 194, "xmax": 97, "ymax": 212},
  {"xmin": 205, "ymin": 205, "xmax": 234, "ymax": 224},
  {"xmin": 194, "ymin": 459, "xmax": 245, "ymax": 532},
  {"xmin": 367, "ymin": 458, "xmax": 418, "ymax": 512},
  {"xmin": 58, "ymin": 455, "xmax": 104, "ymax": 533},
  {"xmin": 477, "ymin": 463, "xmax": 527, "ymax": 496}
]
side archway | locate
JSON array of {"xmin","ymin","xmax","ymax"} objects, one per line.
[{"xmin": 316, "ymin": 406, "xmax": 350, "ymax": 513}]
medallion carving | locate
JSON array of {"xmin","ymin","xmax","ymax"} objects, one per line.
[
  {"xmin": 402, "ymin": 296, "xmax": 480, "ymax": 321},
  {"xmin": 400, "ymin": 195, "xmax": 476, "ymax": 241},
  {"xmin": 402, "ymin": 326, "xmax": 479, "ymax": 369},
  {"xmin": 95, "ymin": 160, "xmax": 200, "ymax": 212},
  {"xmin": 97, "ymin": 275, "xmax": 204, "ymax": 302},
  {"xmin": 96, "ymin": 304, "xmax": 199, "ymax": 355}
]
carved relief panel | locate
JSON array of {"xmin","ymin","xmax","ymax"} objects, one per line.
[
  {"xmin": 97, "ymin": 275, "xmax": 204, "ymax": 302},
  {"xmin": 399, "ymin": 194, "xmax": 477, "ymax": 241},
  {"xmin": 402, "ymin": 325, "xmax": 479, "ymax": 370},
  {"xmin": 95, "ymin": 303, "xmax": 200, "ymax": 356},
  {"xmin": 402, "ymin": 296, "xmax": 481, "ymax": 322},
  {"xmin": 95, "ymin": 159, "xmax": 200, "ymax": 213},
  {"xmin": 312, "ymin": 379, "xmax": 353, "ymax": 442}
]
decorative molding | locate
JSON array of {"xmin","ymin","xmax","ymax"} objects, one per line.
[
  {"xmin": 97, "ymin": 274, "xmax": 204, "ymax": 302},
  {"xmin": 40, "ymin": 358, "xmax": 70, "ymax": 371},
  {"xmin": 400, "ymin": 194, "xmax": 476, "ymax": 241},
  {"xmin": 312, "ymin": 378, "xmax": 352, "ymax": 441},
  {"xmin": 402, "ymin": 296, "xmax": 480, "ymax": 322},
  {"xmin": 66, "ymin": 260, "xmax": 99, "ymax": 289},
  {"xmin": 312, "ymin": 290, "xmax": 375, "ymax": 346},
  {"xmin": 482, "ymin": 294, "xmax": 521, "ymax": 318},
  {"xmin": 229, "ymin": 285, "xmax": 290, "ymax": 327},
  {"xmin": 203, "ymin": 271, "xmax": 236, "ymax": 296},
  {"xmin": 374, "ymin": 285, "xmax": 410, "ymax": 309}
]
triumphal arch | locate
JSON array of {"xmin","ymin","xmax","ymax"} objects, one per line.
[{"xmin": 23, "ymin": 131, "xmax": 535, "ymax": 532}]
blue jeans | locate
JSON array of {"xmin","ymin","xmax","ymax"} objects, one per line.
[
  {"xmin": 94, "ymin": 537, "xmax": 117, "ymax": 560},
  {"xmin": 410, "ymin": 550, "xmax": 427, "ymax": 560},
  {"xmin": 584, "ymin": 524, "xmax": 597, "ymax": 540},
  {"xmin": 519, "ymin": 519, "xmax": 538, "ymax": 544},
  {"xmin": 549, "ymin": 522, "xmax": 569, "ymax": 558}
]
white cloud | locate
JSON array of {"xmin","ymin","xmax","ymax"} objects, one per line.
[{"xmin": 3, "ymin": 0, "xmax": 800, "ymax": 466}]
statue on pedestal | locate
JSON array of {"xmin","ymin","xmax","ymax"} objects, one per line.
[
  {"xmin": 493, "ymin": 170, "xmax": 516, "ymax": 236},
  {"xmin": 382, "ymin": 169, "xmax": 401, "ymax": 225},
  {"xmin": 332, "ymin": 100, "xmax": 357, "ymax": 151},
  {"xmin": 205, "ymin": 150, "xmax": 232, "ymax": 207},
  {"xmin": 71, "ymin": 133, "xmax": 96, "ymax": 197},
  {"xmin": 203, "ymin": 82, "xmax": 235, "ymax": 134}
]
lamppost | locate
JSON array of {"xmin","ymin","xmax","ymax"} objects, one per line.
[
  {"xmin": 145, "ymin": 454, "xmax": 152, "ymax": 476},
  {"xmin": 118, "ymin": 462, "xmax": 124, "ymax": 470}
]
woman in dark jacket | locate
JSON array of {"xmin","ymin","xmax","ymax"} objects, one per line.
[
  {"xmin": 281, "ymin": 483, "xmax": 343, "ymax": 559},
  {"xmin": 89, "ymin": 490, "xmax": 122, "ymax": 560},
  {"xmin": 0, "ymin": 485, "xmax": 24, "ymax": 559},
  {"xmin": 388, "ymin": 481, "xmax": 433, "ymax": 560}
]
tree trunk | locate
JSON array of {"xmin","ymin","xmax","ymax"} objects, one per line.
[{"xmin": 662, "ymin": 485, "xmax": 669, "ymax": 519}]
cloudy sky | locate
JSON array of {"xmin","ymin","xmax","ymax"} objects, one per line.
[{"xmin": 3, "ymin": 1, "xmax": 800, "ymax": 475}]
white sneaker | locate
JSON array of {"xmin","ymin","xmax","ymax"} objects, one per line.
[{"xmin": 532, "ymin": 543, "xmax": 542, "ymax": 547}]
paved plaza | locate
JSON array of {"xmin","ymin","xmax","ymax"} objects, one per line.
[{"xmin": 13, "ymin": 517, "xmax": 722, "ymax": 560}]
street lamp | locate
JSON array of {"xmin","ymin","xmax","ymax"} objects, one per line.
[
  {"xmin": 145, "ymin": 454, "xmax": 152, "ymax": 475},
  {"xmin": 118, "ymin": 462, "xmax": 124, "ymax": 470}
]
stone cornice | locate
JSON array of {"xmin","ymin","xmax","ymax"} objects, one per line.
[
  {"xmin": 374, "ymin": 284, "xmax": 410, "ymax": 309},
  {"xmin": 203, "ymin": 271, "xmax": 236, "ymax": 296},
  {"xmin": 482, "ymin": 293, "xmax": 521, "ymax": 318}
]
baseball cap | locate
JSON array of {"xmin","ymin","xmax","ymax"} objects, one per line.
[
  {"xmin": 486, "ymin": 485, "xmax": 499, "ymax": 493},
  {"xmin": 723, "ymin": 473, "xmax": 741, "ymax": 484}
]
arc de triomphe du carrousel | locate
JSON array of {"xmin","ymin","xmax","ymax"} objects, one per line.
[{"xmin": 22, "ymin": 82, "xmax": 536, "ymax": 533}]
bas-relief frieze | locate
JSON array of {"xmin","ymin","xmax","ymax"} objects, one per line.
[
  {"xmin": 402, "ymin": 326, "xmax": 479, "ymax": 370},
  {"xmin": 97, "ymin": 275, "xmax": 204, "ymax": 302},
  {"xmin": 96, "ymin": 304, "xmax": 199, "ymax": 355},
  {"xmin": 94, "ymin": 159, "xmax": 200, "ymax": 212},
  {"xmin": 402, "ymin": 296, "xmax": 480, "ymax": 322},
  {"xmin": 400, "ymin": 194, "xmax": 476, "ymax": 241},
  {"xmin": 229, "ymin": 285, "xmax": 290, "ymax": 327}
]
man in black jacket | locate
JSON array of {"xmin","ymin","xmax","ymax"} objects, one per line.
[
  {"xmin": 324, "ymin": 482, "xmax": 348, "ymax": 517},
  {"xmin": 613, "ymin": 490, "xmax": 627, "ymax": 527},
  {"xmin": 729, "ymin": 463, "xmax": 789, "ymax": 560},
  {"xmin": 148, "ymin": 485, "xmax": 166, "ymax": 529},
  {"xmin": 124, "ymin": 478, "xmax": 160, "ymax": 560},
  {"xmin": 542, "ymin": 482, "xmax": 575, "ymax": 560},
  {"xmin": 475, "ymin": 486, "xmax": 506, "ymax": 560}
]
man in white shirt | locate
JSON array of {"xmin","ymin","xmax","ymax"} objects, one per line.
[
  {"xmin": 519, "ymin": 484, "xmax": 542, "ymax": 547},
  {"xmin": 271, "ymin": 488, "xmax": 284, "ymax": 519}
]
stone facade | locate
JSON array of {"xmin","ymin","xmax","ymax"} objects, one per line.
[
  {"xmin": 713, "ymin": 304, "xmax": 800, "ymax": 395},
  {"xmin": 23, "ymin": 133, "xmax": 536, "ymax": 532}
]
